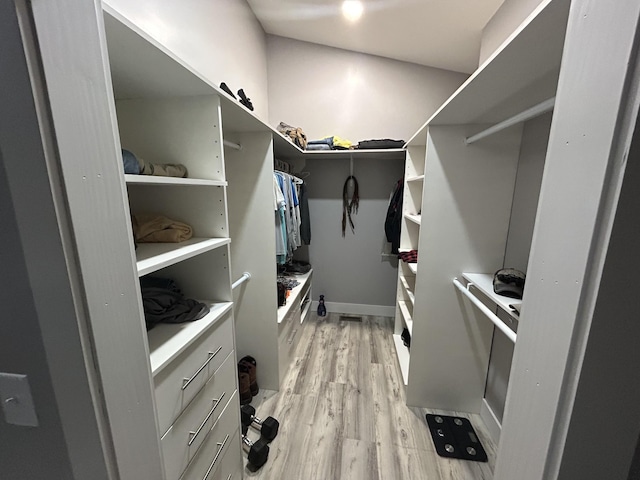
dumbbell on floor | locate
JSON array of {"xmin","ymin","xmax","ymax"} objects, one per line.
[
  {"xmin": 242, "ymin": 433, "xmax": 269, "ymax": 469},
  {"xmin": 241, "ymin": 404, "xmax": 280, "ymax": 442}
]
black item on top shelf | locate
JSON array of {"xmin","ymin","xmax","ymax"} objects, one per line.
[
  {"xmin": 357, "ymin": 139, "xmax": 405, "ymax": 149},
  {"xmin": 493, "ymin": 268, "xmax": 526, "ymax": 299}
]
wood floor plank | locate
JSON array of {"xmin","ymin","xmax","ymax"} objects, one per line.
[
  {"xmin": 340, "ymin": 438, "xmax": 378, "ymax": 480},
  {"xmin": 242, "ymin": 313, "xmax": 496, "ymax": 479}
]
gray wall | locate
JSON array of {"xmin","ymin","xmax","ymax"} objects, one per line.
[
  {"xmin": 485, "ymin": 112, "xmax": 551, "ymax": 423},
  {"xmin": 480, "ymin": 0, "xmax": 546, "ymax": 65},
  {"xmin": 104, "ymin": 0, "xmax": 270, "ymax": 119},
  {"xmin": 300, "ymin": 156, "xmax": 405, "ymax": 308},
  {"xmin": 267, "ymin": 35, "xmax": 469, "ymax": 142}
]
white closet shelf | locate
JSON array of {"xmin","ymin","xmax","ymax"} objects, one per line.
[
  {"xmin": 136, "ymin": 238, "xmax": 230, "ymax": 277},
  {"xmin": 125, "ymin": 175, "xmax": 227, "ymax": 187},
  {"xmin": 454, "ymin": 276, "xmax": 517, "ymax": 343},
  {"xmin": 408, "ymin": 263, "xmax": 418, "ymax": 274},
  {"xmin": 406, "ymin": 175, "xmax": 425, "ymax": 182},
  {"xmin": 148, "ymin": 301, "xmax": 234, "ymax": 375},
  {"xmin": 462, "ymin": 273, "xmax": 521, "ymax": 318},
  {"xmin": 399, "ymin": 277, "xmax": 415, "ymax": 306},
  {"xmin": 392, "ymin": 335, "xmax": 410, "ymax": 386},
  {"xmin": 303, "ymin": 148, "xmax": 406, "ymax": 161},
  {"xmin": 277, "ymin": 270, "xmax": 313, "ymax": 324},
  {"xmin": 398, "ymin": 301, "xmax": 413, "ymax": 334},
  {"xmin": 404, "ymin": 213, "xmax": 421, "ymax": 225}
]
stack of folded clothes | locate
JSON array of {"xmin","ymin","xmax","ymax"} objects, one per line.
[{"xmin": 306, "ymin": 135, "xmax": 353, "ymax": 150}]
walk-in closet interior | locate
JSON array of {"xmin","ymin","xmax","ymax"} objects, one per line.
[{"xmin": 3, "ymin": 0, "xmax": 640, "ymax": 479}]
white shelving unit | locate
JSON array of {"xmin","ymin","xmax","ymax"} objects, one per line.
[{"xmin": 400, "ymin": 0, "xmax": 573, "ymax": 457}]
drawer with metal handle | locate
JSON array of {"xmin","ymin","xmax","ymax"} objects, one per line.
[
  {"xmin": 178, "ymin": 395, "xmax": 241, "ymax": 480},
  {"xmin": 155, "ymin": 312, "xmax": 234, "ymax": 434},
  {"xmin": 161, "ymin": 352, "xmax": 237, "ymax": 480}
]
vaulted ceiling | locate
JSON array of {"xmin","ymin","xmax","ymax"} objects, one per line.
[{"xmin": 247, "ymin": 0, "xmax": 506, "ymax": 74}]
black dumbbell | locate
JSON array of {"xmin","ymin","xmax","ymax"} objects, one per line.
[
  {"xmin": 242, "ymin": 433, "xmax": 269, "ymax": 469},
  {"xmin": 241, "ymin": 404, "xmax": 280, "ymax": 442}
]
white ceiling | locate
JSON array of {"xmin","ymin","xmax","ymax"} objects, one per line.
[{"xmin": 247, "ymin": 0, "xmax": 506, "ymax": 74}]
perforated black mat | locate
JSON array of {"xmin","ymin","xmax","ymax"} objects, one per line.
[{"xmin": 425, "ymin": 414, "xmax": 488, "ymax": 462}]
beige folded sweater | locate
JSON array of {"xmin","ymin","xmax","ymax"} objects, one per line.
[{"xmin": 132, "ymin": 213, "xmax": 193, "ymax": 243}]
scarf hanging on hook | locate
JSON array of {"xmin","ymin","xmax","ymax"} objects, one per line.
[{"xmin": 342, "ymin": 175, "xmax": 359, "ymax": 236}]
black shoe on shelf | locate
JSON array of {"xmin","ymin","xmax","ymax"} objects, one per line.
[
  {"xmin": 401, "ymin": 327, "xmax": 411, "ymax": 349},
  {"xmin": 220, "ymin": 82, "xmax": 236, "ymax": 99},
  {"xmin": 237, "ymin": 88, "xmax": 254, "ymax": 111}
]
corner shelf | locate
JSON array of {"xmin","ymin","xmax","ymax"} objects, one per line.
[
  {"xmin": 136, "ymin": 238, "xmax": 230, "ymax": 277},
  {"xmin": 406, "ymin": 174, "xmax": 425, "ymax": 182},
  {"xmin": 399, "ymin": 277, "xmax": 415, "ymax": 306},
  {"xmin": 404, "ymin": 213, "xmax": 422, "ymax": 225}
]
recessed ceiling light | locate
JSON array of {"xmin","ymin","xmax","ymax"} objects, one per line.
[{"xmin": 342, "ymin": 0, "xmax": 363, "ymax": 22}]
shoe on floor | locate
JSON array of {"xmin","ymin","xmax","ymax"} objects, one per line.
[
  {"xmin": 238, "ymin": 364, "xmax": 252, "ymax": 405},
  {"xmin": 239, "ymin": 355, "xmax": 259, "ymax": 396}
]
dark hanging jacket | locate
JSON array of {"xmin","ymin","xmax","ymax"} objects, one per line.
[{"xmin": 385, "ymin": 179, "xmax": 404, "ymax": 254}]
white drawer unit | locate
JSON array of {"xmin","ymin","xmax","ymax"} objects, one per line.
[
  {"xmin": 178, "ymin": 394, "xmax": 241, "ymax": 480},
  {"xmin": 161, "ymin": 352, "xmax": 238, "ymax": 480},
  {"xmin": 154, "ymin": 313, "xmax": 235, "ymax": 435}
]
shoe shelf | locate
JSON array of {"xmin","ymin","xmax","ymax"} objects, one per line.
[
  {"xmin": 277, "ymin": 270, "xmax": 313, "ymax": 324},
  {"xmin": 398, "ymin": 300, "xmax": 413, "ymax": 335},
  {"xmin": 125, "ymin": 174, "xmax": 227, "ymax": 187},
  {"xmin": 136, "ymin": 238, "xmax": 231, "ymax": 277},
  {"xmin": 404, "ymin": 213, "xmax": 422, "ymax": 225},
  {"xmin": 400, "ymin": 276, "xmax": 416, "ymax": 306},
  {"xmin": 147, "ymin": 301, "xmax": 234, "ymax": 375},
  {"xmin": 392, "ymin": 335, "xmax": 410, "ymax": 386}
]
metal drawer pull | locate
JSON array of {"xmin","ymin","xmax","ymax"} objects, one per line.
[
  {"xmin": 182, "ymin": 346, "xmax": 224, "ymax": 391},
  {"xmin": 287, "ymin": 328, "xmax": 298, "ymax": 345},
  {"xmin": 202, "ymin": 434, "xmax": 230, "ymax": 480},
  {"xmin": 188, "ymin": 392, "xmax": 226, "ymax": 446}
]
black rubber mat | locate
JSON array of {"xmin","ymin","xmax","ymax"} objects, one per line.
[{"xmin": 425, "ymin": 414, "xmax": 488, "ymax": 462}]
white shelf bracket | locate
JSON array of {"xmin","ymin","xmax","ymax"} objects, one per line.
[
  {"xmin": 453, "ymin": 277, "xmax": 517, "ymax": 343},
  {"xmin": 465, "ymin": 97, "xmax": 555, "ymax": 145},
  {"xmin": 231, "ymin": 272, "xmax": 251, "ymax": 290}
]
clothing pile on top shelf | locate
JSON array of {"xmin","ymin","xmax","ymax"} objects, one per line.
[
  {"xmin": 132, "ymin": 213, "xmax": 193, "ymax": 243},
  {"xmin": 306, "ymin": 135, "xmax": 353, "ymax": 151},
  {"xmin": 274, "ymin": 171, "xmax": 310, "ymax": 264},
  {"xmin": 140, "ymin": 276, "xmax": 210, "ymax": 330},
  {"xmin": 385, "ymin": 178, "xmax": 404, "ymax": 254},
  {"xmin": 121, "ymin": 149, "xmax": 187, "ymax": 177},
  {"xmin": 277, "ymin": 121, "xmax": 307, "ymax": 149}
]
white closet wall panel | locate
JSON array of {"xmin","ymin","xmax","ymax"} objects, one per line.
[
  {"xmin": 407, "ymin": 125, "xmax": 522, "ymax": 409},
  {"xmin": 225, "ymin": 132, "xmax": 281, "ymax": 390},
  {"xmin": 104, "ymin": 0, "xmax": 269, "ymax": 118}
]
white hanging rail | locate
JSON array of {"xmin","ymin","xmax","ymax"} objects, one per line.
[
  {"xmin": 232, "ymin": 272, "xmax": 251, "ymax": 290},
  {"xmin": 453, "ymin": 278, "xmax": 517, "ymax": 343},
  {"xmin": 465, "ymin": 97, "xmax": 555, "ymax": 145},
  {"xmin": 223, "ymin": 139, "xmax": 242, "ymax": 151}
]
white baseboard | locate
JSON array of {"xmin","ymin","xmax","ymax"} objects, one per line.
[
  {"xmin": 480, "ymin": 398, "xmax": 502, "ymax": 445},
  {"xmin": 311, "ymin": 301, "xmax": 395, "ymax": 317}
]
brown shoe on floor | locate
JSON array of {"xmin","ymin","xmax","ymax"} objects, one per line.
[
  {"xmin": 239, "ymin": 355, "xmax": 259, "ymax": 396},
  {"xmin": 238, "ymin": 364, "xmax": 252, "ymax": 405}
]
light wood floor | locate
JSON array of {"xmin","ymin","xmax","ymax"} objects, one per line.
[{"xmin": 243, "ymin": 313, "xmax": 496, "ymax": 479}]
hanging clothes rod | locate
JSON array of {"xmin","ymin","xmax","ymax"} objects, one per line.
[
  {"xmin": 223, "ymin": 140, "xmax": 242, "ymax": 151},
  {"xmin": 453, "ymin": 278, "xmax": 517, "ymax": 343},
  {"xmin": 232, "ymin": 272, "xmax": 251, "ymax": 290},
  {"xmin": 465, "ymin": 97, "xmax": 555, "ymax": 145}
]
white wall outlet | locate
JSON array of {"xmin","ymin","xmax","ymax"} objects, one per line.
[{"xmin": 0, "ymin": 372, "xmax": 39, "ymax": 427}]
